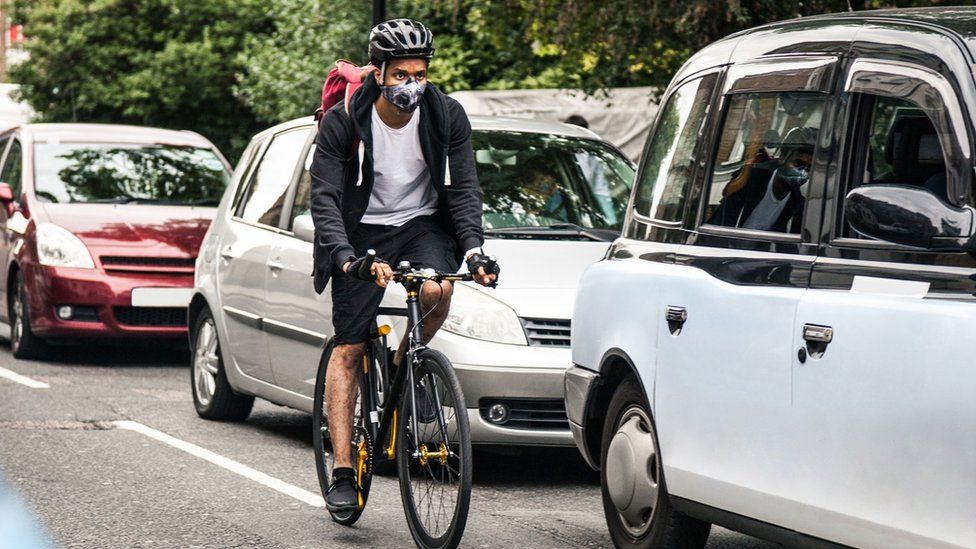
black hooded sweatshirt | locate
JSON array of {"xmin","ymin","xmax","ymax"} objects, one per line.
[{"xmin": 308, "ymin": 76, "xmax": 484, "ymax": 294}]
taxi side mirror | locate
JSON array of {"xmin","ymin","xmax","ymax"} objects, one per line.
[{"xmin": 845, "ymin": 184, "xmax": 976, "ymax": 250}]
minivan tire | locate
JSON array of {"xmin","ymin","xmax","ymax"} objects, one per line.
[
  {"xmin": 190, "ymin": 308, "xmax": 253, "ymax": 421},
  {"xmin": 10, "ymin": 271, "xmax": 48, "ymax": 360},
  {"xmin": 601, "ymin": 377, "xmax": 710, "ymax": 549}
]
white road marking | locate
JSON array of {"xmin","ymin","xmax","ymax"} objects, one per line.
[
  {"xmin": 113, "ymin": 420, "xmax": 324, "ymax": 507},
  {"xmin": 0, "ymin": 366, "xmax": 50, "ymax": 389}
]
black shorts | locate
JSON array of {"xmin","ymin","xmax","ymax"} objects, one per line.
[{"xmin": 331, "ymin": 215, "xmax": 458, "ymax": 345}]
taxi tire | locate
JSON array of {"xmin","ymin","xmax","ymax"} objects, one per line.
[{"xmin": 601, "ymin": 377, "xmax": 710, "ymax": 549}]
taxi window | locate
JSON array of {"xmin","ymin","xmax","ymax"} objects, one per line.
[{"xmin": 703, "ymin": 92, "xmax": 825, "ymax": 235}]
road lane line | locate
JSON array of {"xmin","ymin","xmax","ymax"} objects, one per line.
[
  {"xmin": 0, "ymin": 366, "xmax": 49, "ymax": 389},
  {"xmin": 113, "ymin": 420, "xmax": 324, "ymax": 507}
]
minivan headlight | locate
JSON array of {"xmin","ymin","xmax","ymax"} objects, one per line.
[
  {"xmin": 36, "ymin": 222, "xmax": 95, "ymax": 269},
  {"xmin": 442, "ymin": 283, "xmax": 527, "ymax": 345}
]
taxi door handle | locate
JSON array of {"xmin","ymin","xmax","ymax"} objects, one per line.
[
  {"xmin": 799, "ymin": 324, "xmax": 833, "ymax": 363},
  {"xmin": 802, "ymin": 324, "xmax": 833, "ymax": 344},
  {"xmin": 665, "ymin": 305, "xmax": 687, "ymax": 336}
]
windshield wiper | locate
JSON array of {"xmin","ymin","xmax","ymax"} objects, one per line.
[
  {"xmin": 87, "ymin": 197, "xmax": 135, "ymax": 204},
  {"xmin": 189, "ymin": 198, "xmax": 220, "ymax": 206},
  {"xmin": 548, "ymin": 223, "xmax": 617, "ymax": 242},
  {"xmin": 484, "ymin": 224, "xmax": 612, "ymax": 242}
]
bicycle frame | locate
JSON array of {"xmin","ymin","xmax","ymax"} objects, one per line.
[{"xmin": 366, "ymin": 268, "xmax": 470, "ymax": 466}]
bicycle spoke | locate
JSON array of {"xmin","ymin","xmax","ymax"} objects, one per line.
[{"xmin": 403, "ymin": 364, "xmax": 464, "ymax": 540}]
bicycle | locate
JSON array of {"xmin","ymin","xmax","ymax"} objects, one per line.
[{"xmin": 312, "ymin": 251, "xmax": 475, "ymax": 549}]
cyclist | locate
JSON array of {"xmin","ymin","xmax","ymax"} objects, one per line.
[{"xmin": 309, "ymin": 18, "xmax": 499, "ymax": 514}]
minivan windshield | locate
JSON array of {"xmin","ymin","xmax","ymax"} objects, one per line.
[
  {"xmin": 472, "ymin": 131, "xmax": 634, "ymax": 234},
  {"xmin": 33, "ymin": 142, "xmax": 230, "ymax": 205}
]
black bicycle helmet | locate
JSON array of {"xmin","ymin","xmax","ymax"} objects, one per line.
[{"xmin": 368, "ymin": 19, "xmax": 435, "ymax": 65}]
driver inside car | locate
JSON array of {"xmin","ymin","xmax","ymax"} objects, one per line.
[{"xmin": 709, "ymin": 126, "xmax": 816, "ymax": 233}]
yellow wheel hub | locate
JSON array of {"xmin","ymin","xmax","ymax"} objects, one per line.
[{"xmin": 418, "ymin": 443, "xmax": 448, "ymax": 466}]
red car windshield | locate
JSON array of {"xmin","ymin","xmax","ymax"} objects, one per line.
[{"xmin": 33, "ymin": 142, "xmax": 230, "ymax": 205}]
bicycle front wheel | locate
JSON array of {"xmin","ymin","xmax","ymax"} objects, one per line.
[{"xmin": 396, "ymin": 348, "xmax": 472, "ymax": 549}]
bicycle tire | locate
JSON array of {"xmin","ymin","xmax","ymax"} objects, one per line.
[
  {"xmin": 396, "ymin": 348, "xmax": 472, "ymax": 549},
  {"xmin": 312, "ymin": 343, "xmax": 374, "ymax": 526}
]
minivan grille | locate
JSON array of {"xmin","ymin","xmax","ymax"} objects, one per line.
[
  {"xmin": 522, "ymin": 318, "xmax": 571, "ymax": 347},
  {"xmin": 114, "ymin": 307, "xmax": 187, "ymax": 327},
  {"xmin": 101, "ymin": 256, "xmax": 195, "ymax": 273},
  {"xmin": 479, "ymin": 398, "xmax": 569, "ymax": 431}
]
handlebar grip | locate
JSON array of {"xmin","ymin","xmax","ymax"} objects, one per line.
[{"xmin": 358, "ymin": 249, "xmax": 376, "ymax": 280}]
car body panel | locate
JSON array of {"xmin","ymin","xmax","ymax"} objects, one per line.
[
  {"xmin": 570, "ymin": 8, "xmax": 976, "ymax": 549},
  {"xmin": 0, "ymin": 123, "xmax": 228, "ymax": 340},
  {"xmin": 789, "ymin": 289, "xmax": 976, "ymax": 548}
]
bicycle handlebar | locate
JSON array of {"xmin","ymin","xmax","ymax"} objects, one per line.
[
  {"xmin": 359, "ymin": 249, "xmax": 378, "ymax": 280},
  {"xmin": 361, "ymin": 249, "xmax": 485, "ymax": 285}
]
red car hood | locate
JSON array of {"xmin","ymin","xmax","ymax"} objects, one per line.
[{"xmin": 40, "ymin": 203, "xmax": 216, "ymax": 256}]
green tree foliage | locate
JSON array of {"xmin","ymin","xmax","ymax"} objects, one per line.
[
  {"xmin": 398, "ymin": 0, "xmax": 963, "ymax": 94},
  {"xmin": 10, "ymin": 0, "xmax": 273, "ymax": 159},
  {"xmin": 234, "ymin": 0, "xmax": 370, "ymax": 122},
  {"xmin": 11, "ymin": 0, "xmax": 967, "ymax": 157}
]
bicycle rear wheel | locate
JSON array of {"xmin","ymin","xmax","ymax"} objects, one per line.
[
  {"xmin": 396, "ymin": 348, "xmax": 472, "ymax": 549},
  {"xmin": 312, "ymin": 344, "xmax": 374, "ymax": 526}
]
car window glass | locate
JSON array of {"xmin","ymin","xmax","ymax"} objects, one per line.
[
  {"xmin": 862, "ymin": 96, "xmax": 947, "ymax": 196},
  {"xmin": 1, "ymin": 139, "xmax": 23, "ymax": 199},
  {"xmin": 840, "ymin": 95, "xmax": 948, "ymax": 239},
  {"xmin": 33, "ymin": 143, "xmax": 228, "ymax": 204},
  {"xmin": 0, "ymin": 136, "xmax": 10, "ymax": 168},
  {"xmin": 633, "ymin": 74, "xmax": 716, "ymax": 222},
  {"xmin": 472, "ymin": 131, "xmax": 634, "ymax": 231},
  {"xmin": 704, "ymin": 92, "xmax": 825, "ymax": 234},
  {"xmin": 236, "ymin": 128, "xmax": 310, "ymax": 227},
  {"xmin": 229, "ymin": 138, "xmax": 266, "ymax": 213},
  {"xmin": 287, "ymin": 146, "xmax": 315, "ymax": 231}
]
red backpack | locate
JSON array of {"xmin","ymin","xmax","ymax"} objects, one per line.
[{"xmin": 314, "ymin": 60, "xmax": 375, "ymax": 121}]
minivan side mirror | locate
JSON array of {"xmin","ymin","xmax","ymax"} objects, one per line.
[
  {"xmin": 845, "ymin": 185, "xmax": 976, "ymax": 250},
  {"xmin": 293, "ymin": 214, "xmax": 315, "ymax": 243}
]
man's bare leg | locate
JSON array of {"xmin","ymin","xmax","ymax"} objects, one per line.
[
  {"xmin": 393, "ymin": 280, "xmax": 453, "ymax": 366},
  {"xmin": 326, "ymin": 342, "xmax": 365, "ymax": 469}
]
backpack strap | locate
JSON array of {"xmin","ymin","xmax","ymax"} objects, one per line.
[{"xmin": 343, "ymin": 84, "xmax": 363, "ymax": 184}]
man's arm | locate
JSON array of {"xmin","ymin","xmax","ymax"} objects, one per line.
[
  {"xmin": 443, "ymin": 100, "xmax": 485, "ymax": 256},
  {"xmin": 309, "ymin": 107, "xmax": 357, "ymax": 270}
]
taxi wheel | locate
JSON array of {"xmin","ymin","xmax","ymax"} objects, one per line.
[
  {"xmin": 601, "ymin": 377, "xmax": 710, "ymax": 549},
  {"xmin": 191, "ymin": 308, "xmax": 253, "ymax": 421},
  {"xmin": 9, "ymin": 272, "xmax": 48, "ymax": 360}
]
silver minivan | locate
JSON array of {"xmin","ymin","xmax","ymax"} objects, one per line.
[{"xmin": 189, "ymin": 115, "xmax": 634, "ymax": 446}]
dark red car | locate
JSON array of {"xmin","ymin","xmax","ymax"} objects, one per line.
[{"xmin": 0, "ymin": 124, "xmax": 231, "ymax": 358}]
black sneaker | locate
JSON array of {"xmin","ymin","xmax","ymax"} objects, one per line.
[{"xmin": 325, "ymin": 472, "xmax": 358, "ymax": 513}]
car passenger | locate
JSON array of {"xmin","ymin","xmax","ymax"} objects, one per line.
[{"xmin": 709, "ymin": 126, "xmax": 816, "ymax": 233}]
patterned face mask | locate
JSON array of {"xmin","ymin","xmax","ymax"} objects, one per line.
[{"xmin": 381, "ymin": 76, "xmax": 426, "ymax": 113}]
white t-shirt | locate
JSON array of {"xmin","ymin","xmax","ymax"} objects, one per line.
[
  {"xmin": 360, "ymin": 106, "xmax": 439, "ymax": 226},
  {"xmin": 742, "ymin": 172, "xmax": 789, "ymax": 231}
]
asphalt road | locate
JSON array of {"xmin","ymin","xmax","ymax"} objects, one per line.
[{"xmin": 0, "ymin": 341, "xmax": 777, "ymax": 549}]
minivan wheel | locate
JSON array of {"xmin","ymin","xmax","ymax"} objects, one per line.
[
  {"xmin": 10, "ymin": 272, "xmax": 48, "ymax": 360},
  {"xmin": 191, "ymin": 308, "xmax": 253, "ymax": 421},
  {"xmin": 601, "ymin": 377, "xmax": 710, "ymax": 549}
]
